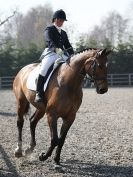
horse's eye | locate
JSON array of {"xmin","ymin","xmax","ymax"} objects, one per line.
[
  {"xmin": 91, "ymin": 61, "xmax": 96, "ymax": 68},
  {"xmin": 98, "ymin": 63, "xmax": 102, "ymax": 69}
]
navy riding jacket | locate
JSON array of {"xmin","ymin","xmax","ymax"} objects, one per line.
[{"xmin": 44, "ymin": 25, "xmax": 74, "ymax": 56}]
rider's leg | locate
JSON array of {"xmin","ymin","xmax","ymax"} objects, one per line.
[
  {"xmin": 35, "ymin": 74, "xmax": 47, "ymax": 103},
  {"xmin": 35, "ymin": 53, "xmax": 58, "ymax": 103}
]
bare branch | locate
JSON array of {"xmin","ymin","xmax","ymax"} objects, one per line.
[{"xmin": 0, "ymin": 11, "xmax": 17, "ymax": 26}]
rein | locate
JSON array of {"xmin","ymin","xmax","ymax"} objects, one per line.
[
  {"xmin": 66, "ymin": 50, "xmax": 108, "ymax": 83},
  {"xmin": 66, "ymin": 56, "xmax": 107, "ymax": 81}
]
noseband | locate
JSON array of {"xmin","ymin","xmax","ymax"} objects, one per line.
[{"xmin": 87, "ymin": 59, "xmax": 107, "ymax": 83}]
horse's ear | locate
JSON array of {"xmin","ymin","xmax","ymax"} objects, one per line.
[
  {"xmin": 98, "ymin": 48, "xmax": 112, "ymax": 56},
  {"xmin": 99, "ymin": 48, "xmax": 107, "ymax": 56},
  {"xmin": 105, "ymin": 49, "xmax": 112, "ymax": 56}
]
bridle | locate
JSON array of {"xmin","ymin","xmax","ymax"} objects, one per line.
[
  {"xmin": 67, "ymin": 53, "xmax": 108, "ymax": 83},
  {"xmin": 86, "ymin": 59, "xmax": 107, "ymax": 83}
]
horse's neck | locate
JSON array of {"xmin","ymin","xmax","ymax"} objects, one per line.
[
  {"xmin": 69, "ymin": 53, "xmax": 88, "ymax": 75},
  {"xmin": 62, "ymin": 55, "xmax": 86, "ymax": 89}
]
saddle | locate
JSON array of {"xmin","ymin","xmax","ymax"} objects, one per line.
[{"xmin": 26, "ymin": 57, "xmax": 65, "ymax": 91}]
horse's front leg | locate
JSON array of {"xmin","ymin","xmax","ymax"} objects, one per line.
[
  {"xmin": 25, "ymin": 109, "xmax": 45, "ymax": 155},
  {"xmin": 54, "ymin": 114, "xmax": 76, "ymax": 165},
  {"xmin": 39, "ymin": 112, "xmax": 58, "ymax": 161}
]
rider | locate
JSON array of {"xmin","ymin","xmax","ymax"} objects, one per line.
[{"xmin": 35, "ymin": 9, "xmax": 74, "ymax": 103}]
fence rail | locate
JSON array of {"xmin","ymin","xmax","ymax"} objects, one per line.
[
  {"xmin": 0, "ymin": 76, "xmax": 14, "ymax": 89},
  {"xmin": 107, "ymin": 73, "xmax": 133, "ymax": 86},
  {"xmin": 0, "ymin": 74, "xmax": 133, "ymax": 89},
  {"xmin": 83, "ymin": 73, "xmax": 133, "ymax": 87}
]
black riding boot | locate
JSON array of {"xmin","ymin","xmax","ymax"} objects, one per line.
[{"xmin": 34, "ymin": 74, "xmax": 46, "ymax": 103}]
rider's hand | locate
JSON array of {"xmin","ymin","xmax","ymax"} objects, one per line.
[{"xmin": 55, "ymin": 48, "xmax": 63, "ymax": 55}]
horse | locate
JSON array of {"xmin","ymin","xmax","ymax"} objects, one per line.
[{"xmin": 13, "ymin": 48, "xmax": 111, "ymax": 165}]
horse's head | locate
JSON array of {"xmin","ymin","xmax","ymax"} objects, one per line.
[{"xmin": 84, "ymin": 48, "xmax": 111, "ymax": 94}]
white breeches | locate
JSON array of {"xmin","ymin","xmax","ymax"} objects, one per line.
[
  {"xmin": 39, "ymin": 52, "xmax": 59, "ymax": 76},
  {"xmin": 39, "ymin": 48, "xmax": 69, "ymax": 76}
]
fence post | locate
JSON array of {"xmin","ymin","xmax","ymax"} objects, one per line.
[
  {"xmin": 110, "ymin": 74, "xmax": 113, "ymax": 86},
  {"xmin": 129, "ymin": 74, "xmax": 131, "ymax": 86},
  {"xmin": 0, "ymin": 77, "xmax": 1, "ymax": 89}
]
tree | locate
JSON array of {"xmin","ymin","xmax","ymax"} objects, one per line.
[
  {"xmin": 78, "ymin": 11, "xmax": 129, "ymax": 49},
  {"xmin": 0, "ymin": 11, "xmax": 17, "ymax": 47},
  {"xmin": 15, "ymin": 4, "xmax": 53, "ymax": 49},
  {"xmin": 75, "ymin": 34, "xmax": 87, "ymax": 52},
  {"xmin": 0, "ymin": 11, "xmax": 16, "ymax": 26},
  {"xmin": 101, "ymin": 11, "xmax": 129, "ymax": 47}
]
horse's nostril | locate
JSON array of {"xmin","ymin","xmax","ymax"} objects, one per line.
[{"xmin": 99, "ymin": 88, "xmax": 108, "ymax": 94}]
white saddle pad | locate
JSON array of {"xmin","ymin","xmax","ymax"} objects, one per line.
[{"xmin": 26, "ymin": 64, "xmax": 55, "ymax": 91}]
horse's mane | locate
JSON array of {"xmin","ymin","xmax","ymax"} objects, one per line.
[
  {"xmin": 72, "ymin": 48, "xmax": 98, "ymax": 59},
  {"xmin": 75, "ymin": 48, "xmax": 97, "ymax": 54}
]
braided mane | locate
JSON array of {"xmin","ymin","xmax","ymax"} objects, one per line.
[{"xmin": 76, "ymin": 48, "xmax": 97, "ymax": 54}]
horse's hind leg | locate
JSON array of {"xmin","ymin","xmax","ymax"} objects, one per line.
[
  {"xmin": 25, "ymin": 109, "xmax": 45, "ymax": 155},
  {"xmin": 15, "ymin": 97, "xmax": 29, "ymax": 157}
]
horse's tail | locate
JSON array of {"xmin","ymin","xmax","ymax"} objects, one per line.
[{"xmin": 24, "ymin": 102, "xmax": 30, "ymax": 118}]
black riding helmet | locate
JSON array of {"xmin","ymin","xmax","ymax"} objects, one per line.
[{"xmin": 52, "ymin": 9, "xmax": 67, "ymax": 22}]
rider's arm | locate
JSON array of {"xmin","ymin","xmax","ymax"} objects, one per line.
[
  {"xmin": 44, "ymin": 27, "xmax": 58, "ymax": 51},
  {"xmin": 63, "ymin": 31, "xmax": 74, "ymax": 56}
]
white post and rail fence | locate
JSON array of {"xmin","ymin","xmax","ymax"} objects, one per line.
[{"xmin": 0, "ymin": 73, "xmax": 133, "ymax": 89}]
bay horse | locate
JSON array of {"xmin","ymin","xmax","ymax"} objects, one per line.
[{"xmin": 13, "ymin": 48, "xmax": 111, "ymax": 165}]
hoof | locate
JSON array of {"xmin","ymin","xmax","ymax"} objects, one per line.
[
  {"xmin": 25, "ymin": 147, "xmax": 34, "ymax": 156},
  {"xmin": 54, "ymin": 164, "xmax": 61, "ymax": 170},
  {"xmin": 14, "ymin": 148, "xmax": 23, "ymax": 158},
  {"xmin": 54, "ymin": 157, "xmax": 60, "ymax": 165},
  {"xmin": 39, "ymin": 153, "xmax": 48, "ymax": 161}
]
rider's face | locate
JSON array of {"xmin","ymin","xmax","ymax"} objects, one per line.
[{"xmin": 54, "ymin": 18, "xmax": 65, "ymax": 27}]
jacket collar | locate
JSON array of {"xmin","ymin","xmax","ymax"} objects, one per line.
[{"xmin": 53, "ymin": 23, "xmax": 62, "ymax": 33}]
